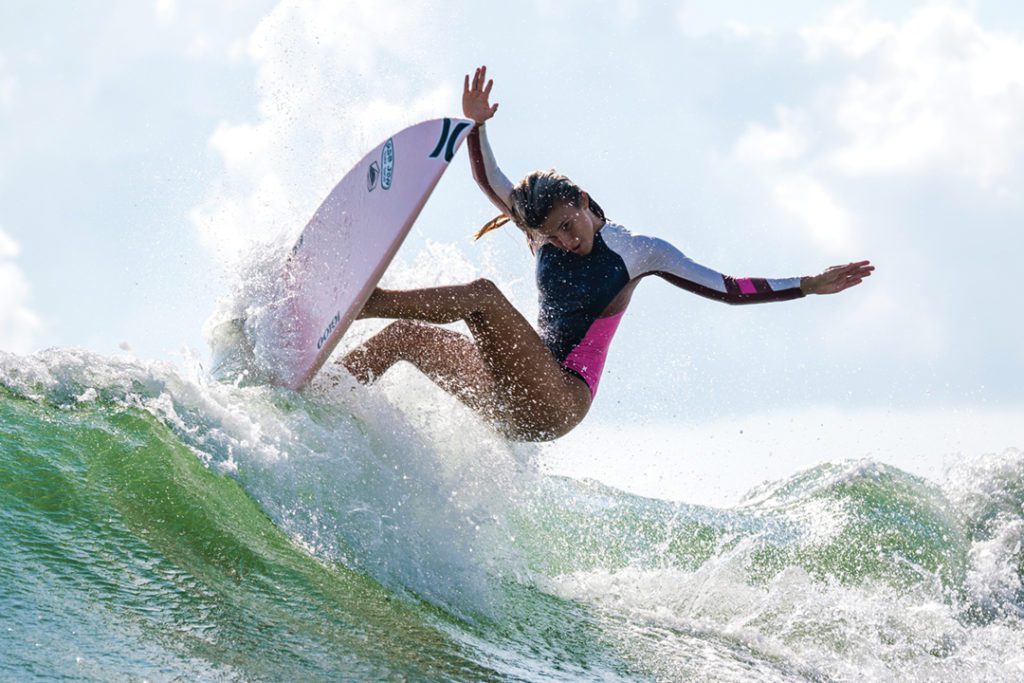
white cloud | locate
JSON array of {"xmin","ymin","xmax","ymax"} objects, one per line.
[
  {"xmin": 733, "ymin": 3, "xmax": 1024, "ymax": 251},
  {"xmin": 0, "ymin": 229, "xmax": 18, "ymax": 259},
  {"xmin": 733, "ymin": 105, "xmax": 807, "ymax": 165},
  {"xmin": 799, "ymin": 3, "xmax": 893, "ymax": 59},
  {"xmin": 772, "ymin": 173, "xmax": 854, "ymax": 252},
  {"xmin": 674, "ymin": 2, "xmax": 785, "ymax": 40},
  {"xmin": 808, "ymin": 3, "xmax": 1024, "ymax": 188},
  {"xmin": 733, "ymin": 107, "xmax": 856, "ymax": 255},
  {"xmin": 154, "ymin": 0, "xmax": 178, "ymax": 25},
  {"xmin": 191, "ymin": 0, "xmax": 452, "ymax": 263},
  {"xmin": 0, "ymin": 228, "xmax": 42, "ymax": 353},
  {"xmin": 722, "ymin": 2, "xmax": 1024, "ymax": 380}
]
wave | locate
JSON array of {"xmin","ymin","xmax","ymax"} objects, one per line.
[{"xmin": 1, "ymin": 348, "xmax": 1022, "ymax": 681}]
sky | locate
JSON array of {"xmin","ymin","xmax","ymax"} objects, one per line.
[{"xmin": 1, "ymin": 0, "xmax": 1021, "ymax": 488}]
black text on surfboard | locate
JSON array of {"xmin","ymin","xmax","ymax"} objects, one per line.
[
  {"xmin": 317, "ymin": 311, "xmax": 342, "ymax": 350},
  {"xmin": 430, "ymin": 118, "xmax": 471, "ymax": 163}
]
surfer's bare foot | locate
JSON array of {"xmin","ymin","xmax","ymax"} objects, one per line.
[
  {"xmin": 340, "ymin": 321, "xmax": 415, "ymax": 383},
  {"xmin": 340, "ymin": 347, "xmax": 377, "ymax": 384}
]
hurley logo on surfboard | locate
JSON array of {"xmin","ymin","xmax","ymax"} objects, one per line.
[{"xmin": 429, "ymin": 118, "xmax": 471, "ymax": 163}]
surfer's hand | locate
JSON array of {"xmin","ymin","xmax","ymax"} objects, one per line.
[
  {"xmin": 463, "ymin": 65, "xmax": 499, "ymax": 124},
  {"xmin": 801, "ymin": 260, "xmax": 874, "ymax": 295}
]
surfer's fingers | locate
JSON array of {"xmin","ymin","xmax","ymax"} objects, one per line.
[
  {"xmin": 841, "ymin": 268, "xmax": 866, "ymax": 283},
  {"xmin": 484, "ymin": 78, "xmax": 493, "ymax": 98},
  {"xmin": 464, "ymin": 74, "xmax": 470, "ymax": 94},
  {"xmin": 828, "ymin": 262, "xmax": 867, "ymax": 278},
  {"xmin": 847, "ymin": 260, "xmax": 873, "ymax": 274},
  {"xmin": 841, "ymin": 265, "xmax": 872, "ymax": 282},
  {"xmin": 843, "ymin": 273, "xmax": 868, "ymax": 288}
]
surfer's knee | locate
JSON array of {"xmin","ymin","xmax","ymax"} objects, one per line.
[
  {"xmin": 464, "ymin": 278, "xmax": 506, "ymax": 313},
  {"xmin": 466, "ymin": 277, "xmax": 499, "ymax": 297}
]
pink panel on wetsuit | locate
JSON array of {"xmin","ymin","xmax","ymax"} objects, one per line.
[
  {"xmin": 562, "ymin": 312, "xmax": 625, "ymax": 398},
  {"xmin": 737, "ymin": 278, "xmax": 758, "ymax": 294}
]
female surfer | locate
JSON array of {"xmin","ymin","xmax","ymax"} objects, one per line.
[{"xmin": 342, "ymin": 66, "xmax": 874, "ymax": 441}]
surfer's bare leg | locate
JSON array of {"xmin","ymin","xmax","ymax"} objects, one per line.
[
  {"xmin": 343, "ymin": 281, "xmax": 591, "ymax": 439},
  {"xmin": 343, "ymin": 321, "xmax": 504, "ymax": 416}
]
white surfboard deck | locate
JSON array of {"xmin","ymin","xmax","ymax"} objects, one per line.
[{"xmin": 261, "ymin": 117, "xmax": 473, "ymax": 390}]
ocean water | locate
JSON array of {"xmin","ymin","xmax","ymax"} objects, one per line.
[{"xmin": 1, "ymin": 345, "xmax": 1023, "ymax": 682}]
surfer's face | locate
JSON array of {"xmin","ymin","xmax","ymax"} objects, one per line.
[{"xmin": 538, "ymin": 196, "xmax": 599, "ymax": 256}]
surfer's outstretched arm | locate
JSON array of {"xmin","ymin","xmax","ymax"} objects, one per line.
[{"xmin": 600, "ymin": 228, "xmax": 873, "ymax": 303}]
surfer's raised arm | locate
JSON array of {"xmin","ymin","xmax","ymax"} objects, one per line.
[
  {"xmin": 602, "ymin": 229, "xmax": 874, "ymax": 303},
  {"xmin": 463, "ymin": 66, "xmax": 515, "ymax": 216}
]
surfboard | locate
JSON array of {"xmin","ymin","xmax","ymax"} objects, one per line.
[{"xmin": 260, "ymin": 117, "xmax": 473, "ymax": 390}]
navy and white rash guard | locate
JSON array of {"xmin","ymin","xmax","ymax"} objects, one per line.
[{"xmin": 467, "ymin": 124, "xmax": 805, "ymax": 396}]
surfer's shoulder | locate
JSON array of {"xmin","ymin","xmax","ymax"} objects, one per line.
[
  {"xmin": 602, "ymin": 222, "xmax": 680, "ymax": 251},
  {"xmin": 599, "ymin": 221, "xmax": 656, "ymax": 253},
  {"xmin": 597, "ymin": 221, "xmax": 630, "ymax": 245}
]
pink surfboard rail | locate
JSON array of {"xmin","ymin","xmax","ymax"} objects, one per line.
[{"xmin": 267, "ymin": 117, "xmax": 473, "ymax": 390}]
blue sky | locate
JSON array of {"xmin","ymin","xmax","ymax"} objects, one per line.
[{"xmin": 1, "ymin": 1, "xmax": 1022, "ymax": 441}]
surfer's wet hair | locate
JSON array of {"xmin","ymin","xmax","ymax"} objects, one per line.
[{"xmin": 474, "ymin": 170, "xmax": 606, "ymax": 241}]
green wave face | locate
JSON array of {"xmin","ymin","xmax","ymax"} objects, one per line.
[
  {"xmin": 0, "ymin": 356, "xmax": 646, "ymax": 682},
  {"xmin": 2, "ymin": 350, "xmax": 1022, "ymax": 682},
  {"xmin": 0, "ymin": 391, "xmax": 497, "ymax": 681},
  {"xmin": 738, "ymin": 461, "xmax": 969, "ymax": 588},
  {"xmin": 511, "ymin": 463, "xmax": 968, "ymax": 590}
]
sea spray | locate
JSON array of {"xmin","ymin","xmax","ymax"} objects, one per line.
[
  {"xmin": 4, "ymin": 347, "xmax": 1024, "ymax": 680},
  {"xmin": 539, "ymin": 457, "xmax": 1024, "ymax": 681},
  {"xmin": 945, "ymin": 448, "xmax": 1024, "ymax": 622},
  {"xmin": 3, "ymin": 237, "xmax": 1023, "ymax": 680},
  {"xmin": 201, "ymin": 237, "xmax": 543, "ymax": 614}
]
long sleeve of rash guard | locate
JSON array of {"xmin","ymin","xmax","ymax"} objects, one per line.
[
  {"xmin": 599, "ymin": 224, "xmax": 805, "ymax": 304},
  {"xmin": 467, "ymin": 123, "xmax": 515, "ymax": 213}
]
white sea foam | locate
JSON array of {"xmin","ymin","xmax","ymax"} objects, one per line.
[{"xmin": 544, "ymin": 529, "xmax": 1024, "ymax": 681}]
